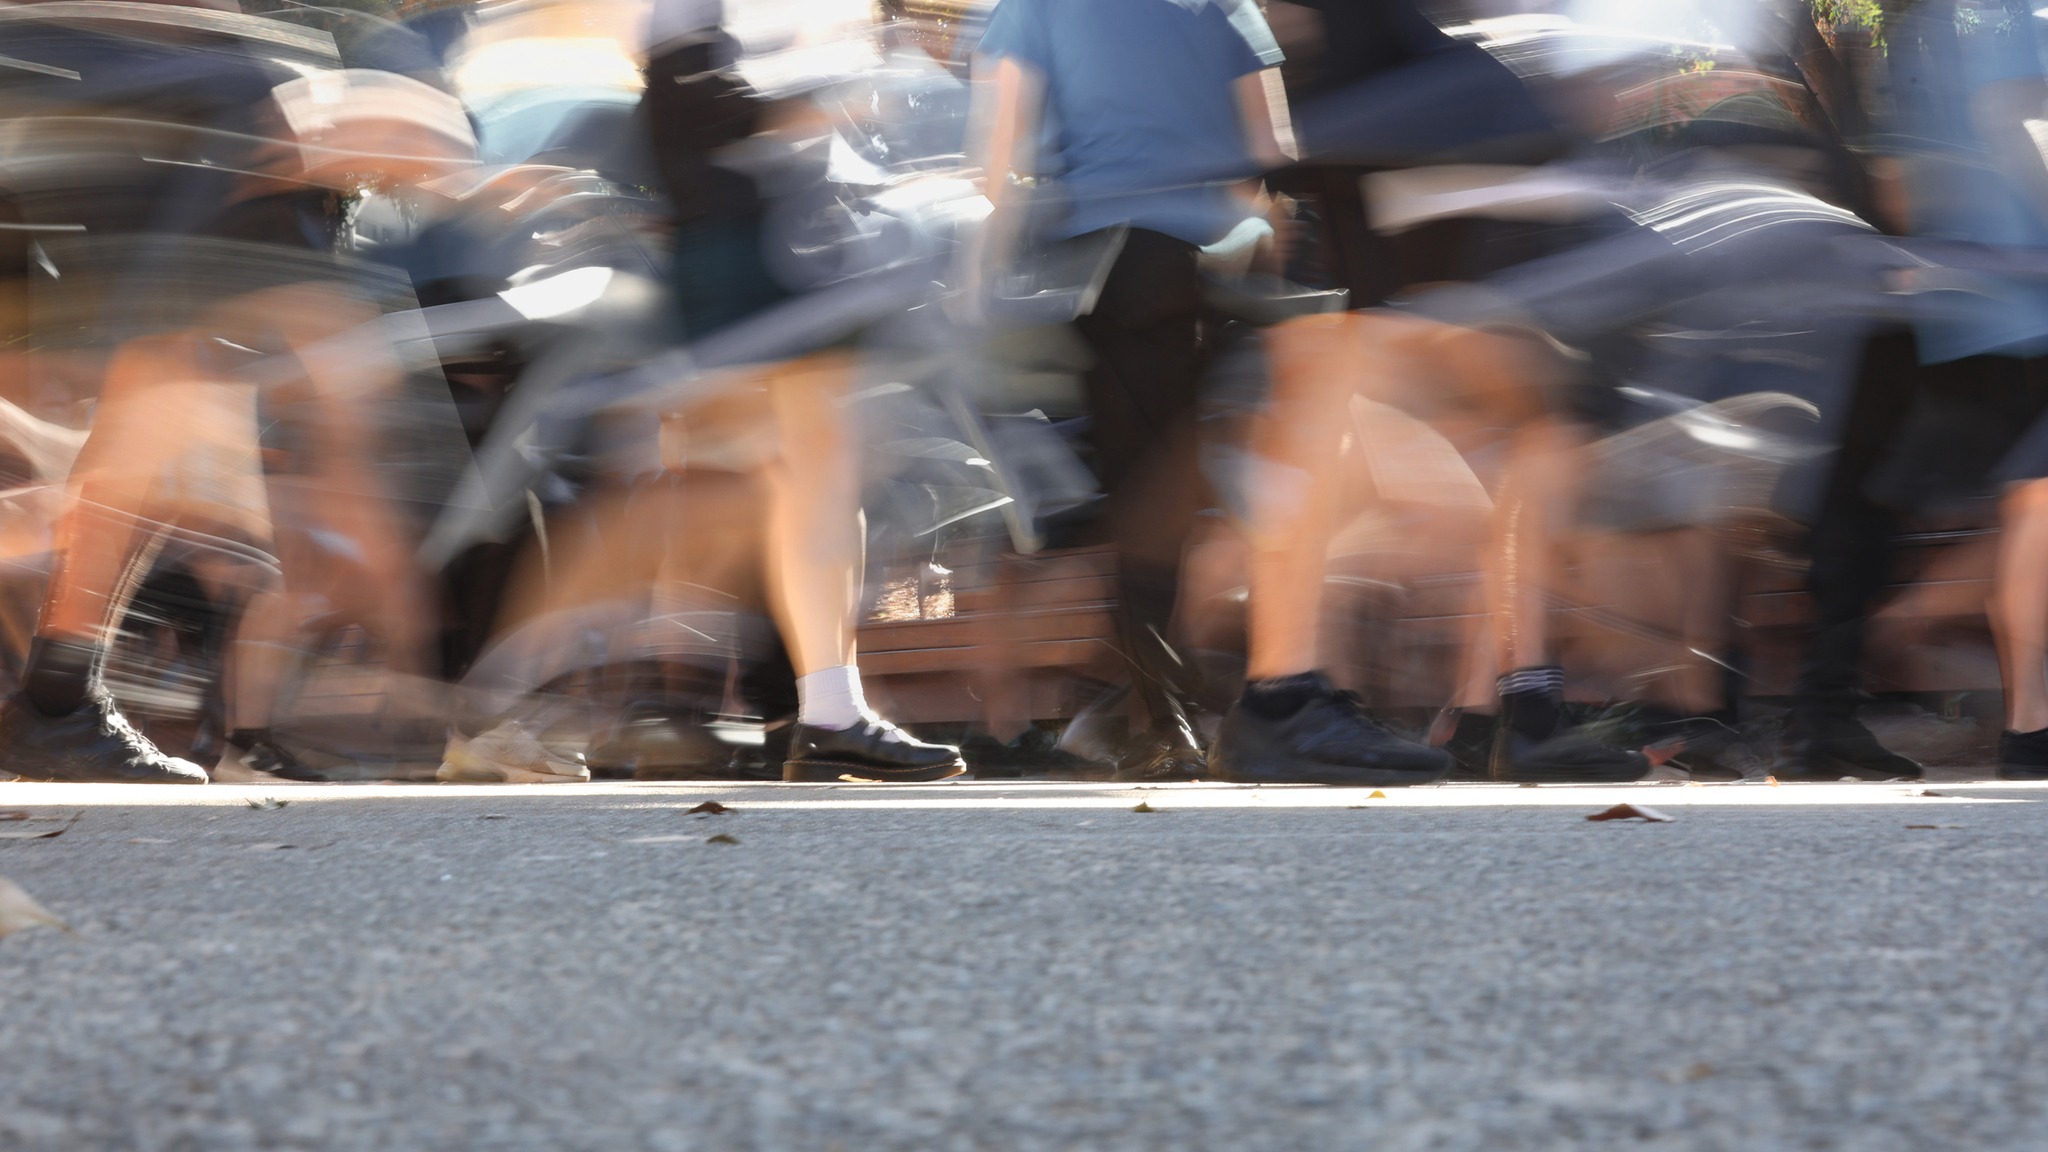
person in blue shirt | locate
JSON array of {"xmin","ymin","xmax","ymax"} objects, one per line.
[{"xmin": 970, "ymin": 0, "xmax": 1450, "ymax": 786}]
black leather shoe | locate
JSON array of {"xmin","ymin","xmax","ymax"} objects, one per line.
[
  {"xmin": 1775, "ymin": 713, "xmax": 1922, "ymax": 781},
  {"xmin": 1112, "ymin": 717, "xmax": 1206, "ymax": 782},
  {"xmin": 1212, "ymin": 675, "xmax": 1450, "ymax": 786},
  {"xmin": 1998, "ymin": 728, "xmax": 2048, "ymax": 780},
  {"xmin": 0, "ymin": 691, "xmax": 208, "ymax": 784},
  {"xmin": 783, "ymin": 715, "xmax": 965, "ymax": 782}
]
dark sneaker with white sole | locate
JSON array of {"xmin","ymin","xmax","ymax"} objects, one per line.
[
  {"xmin": 0, "ymin": 691, "xmax": 208, "ymax": 783},
  {"xmin": 1999, "ymin": 727, "xmax": 2048, "ymax": 781},
  {"xmin": 783, "ymin": 715, "xmax": 965, "ymax": 782},
  {"xmin": 1212, "ymin": 673, "xmax": 1450, "ymax": 786}
]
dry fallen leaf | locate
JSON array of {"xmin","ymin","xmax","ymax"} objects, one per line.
[
  {"xmin": 0, "ymin": 877, "xmax": 69, "ymax": 938},
  {"xmin": 0, "ymin": 815, "xmax": 76, "ymax": 840},
  {"xmin": 687, "ymin": 801, "xmax": 731, "ymax": 815},
  {"xmin": 1766, "ymin": 776, "xmax": 1780, "ymax": 787},
  {"xmin": 1367, "ymin": 790, "xmax": 1387, "ymax": 800},
  {"xmin": 706, "ymin": 833, "xmax": 739, "ymax": 845},
  {"xmin": 1587, "ymin": 803, "xmax": 1676, "ymax": 823},
  {"xmin": 1131, "ymin": 801, "xmax": 1156, "ymax": 813},
  {"xmin": 1916, "ymin": 790, "xmax": 1948, "ymax": 798},
  {"xmin": 245, "ymin": 797, "xmax": 289, "ymax": 811}
]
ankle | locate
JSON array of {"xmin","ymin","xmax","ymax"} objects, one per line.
[
  {"xmin": 22, "ymin": 636, "xmax": 100, "ymax": 717},
  {"xmin": 797, "ymin": 665, "xmax": 867, "ymax": 730},
  {"xmin": 1241, "ymin": 671, "xmax": 1328, "ymax": 720}
]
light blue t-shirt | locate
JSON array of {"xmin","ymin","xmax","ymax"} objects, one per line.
[
  {"xmin": 977, "ymin": 0, "xmax": 1277, "ymax": 246},
  {"xmin": 1888, "ymin": 4, "xmax": 2048, "ymax": 362}
]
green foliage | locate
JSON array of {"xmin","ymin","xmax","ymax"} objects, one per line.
[
  {"xmin": 1809, "ymin": 0, "xmax": 1888, "ymax": 47},
  {"xmin": 1810, "ymin": 0, "xmax": 1886, "ymax": 29}
]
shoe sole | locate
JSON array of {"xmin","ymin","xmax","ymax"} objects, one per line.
[
  {"xmin": 782, "ymin": 758, "xmax": 966, "ymax": 783},
  {"xmin": 1210, "ymin": 750, "xmax": 1451, "ymax": 787},
  {"xmin": 10, "ymin": 766, "xmax": 208, "ymax": 784}
]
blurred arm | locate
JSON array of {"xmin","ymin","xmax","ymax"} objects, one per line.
[
  {"xmin": 1234, "ymin": 67, "xmax": 1298, "ymax": 272},
  {"xmin": 957, "ymin": 54, "xmax": 1045, "ymax": 309},
  {"xmin": 1236, "ymin": 67, "xmax": 1297, "ymax": 171}
]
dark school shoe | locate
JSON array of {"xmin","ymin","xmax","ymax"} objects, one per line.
[
  {"xmin": 782, "ymin": 715, "xmax": 966, "ymax": 782},
  {"xmin": 1999, "ymin": 727, "xmax": 2048, "ymax": 781},
  {"xmin": 1773, "ymin": 713, "xmax": 1923, "ymax": 781}
]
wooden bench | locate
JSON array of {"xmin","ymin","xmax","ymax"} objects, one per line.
[{"xmin": 856, "ymin": 521, "xmax": 2007, "ymax": 726}]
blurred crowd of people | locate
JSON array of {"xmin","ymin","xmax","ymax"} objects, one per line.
[{"xmin": 4, "ymin": 0, "xmax": 2048, "ymax": 788}]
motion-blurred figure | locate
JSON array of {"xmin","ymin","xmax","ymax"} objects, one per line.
[
  {"xmin": 0, "ymin": 3, "xmax": 479, "ymax": 784},
  {"xmin": 1847, "ymin": 1, "xmax": 2048, "ymax": 781},
  {"xmin": 635, "ymin": 0, "xmax": 964, "ymax": 782},
  {"xmin": 969, "ymin": 0, "xmax": 1452, "ymax": 784}
]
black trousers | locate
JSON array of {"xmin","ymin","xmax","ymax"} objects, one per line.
[
  {"xmin": 1071, "ymin": 229, "xmax": 1211, "ymax": 721},
  {"xmin": 1796, "ymin": 332, "xmax": 2048, "ymax": 714}
]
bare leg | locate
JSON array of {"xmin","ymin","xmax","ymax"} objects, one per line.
[
  {"xmin": 1245, "ymin": 314, "xmax": 1361, "ymax": 679},
  {"xmin": 39, "ymin": 334, "xmax": 209, "ymax": 646},
  {"xmin": 1994, "ymin": 480, "xmax": 2048, "ymax": 732},
  {"xmin": 1485, "ymin": 415, "xmax": 1583, "ymax": 674},
  {"xmin": 761, "ymin": 352, "xmax": 862, "ymax": 678}
]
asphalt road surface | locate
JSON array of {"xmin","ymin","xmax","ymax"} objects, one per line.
[{"xmin": 0, "ymin": 777, "xmax": 2043, "ymax": 1151}]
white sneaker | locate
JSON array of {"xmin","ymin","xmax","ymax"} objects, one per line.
[{"xmin": 437, "ymin": 720, "xmax": 590, "ymax": 784}]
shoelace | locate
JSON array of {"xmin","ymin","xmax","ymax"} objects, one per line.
[{"xmin": 93, "ymin": 694, "xmax": 172, "ymax": 761}]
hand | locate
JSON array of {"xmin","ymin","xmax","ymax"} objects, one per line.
[{"xmin": 1252, "ymin": 193, "xmax": 1301, "ymax": 278}]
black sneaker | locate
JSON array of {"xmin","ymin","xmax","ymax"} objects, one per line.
[
  {"xmin": 1774, "ymin": 712, "xmax": 1922, "ymax": 781},
  {"xmin": 1999, "ymin": 727, "xmax": 2048, "ymax": 781},
  {"xmin": 783, "ymin": 715, "xmax": 965, "ymax": 782},
  {"xmin": 1488, "ymin": 692, "xmax": 1649, "ymax": 784},
  {"xmin": 0, "ymin": 691, "xmax": 208, "ymax": 783},
  {"xmin": 1212, "ymin": 674, "xmax": 1450, "ymax": 786},
  {"xmin": 1490, "ymin": 724, "xmax": 1651, "ymax": 783}
]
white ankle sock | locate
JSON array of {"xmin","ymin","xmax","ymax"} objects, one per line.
[{"xmin": 797, "ymin": 665, "xmax": 868, "ymax": 730}]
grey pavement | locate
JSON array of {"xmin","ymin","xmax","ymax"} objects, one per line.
[{"xmin": 0, "ymin": 777, "xmax": 2044, "ymax": 1151}]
